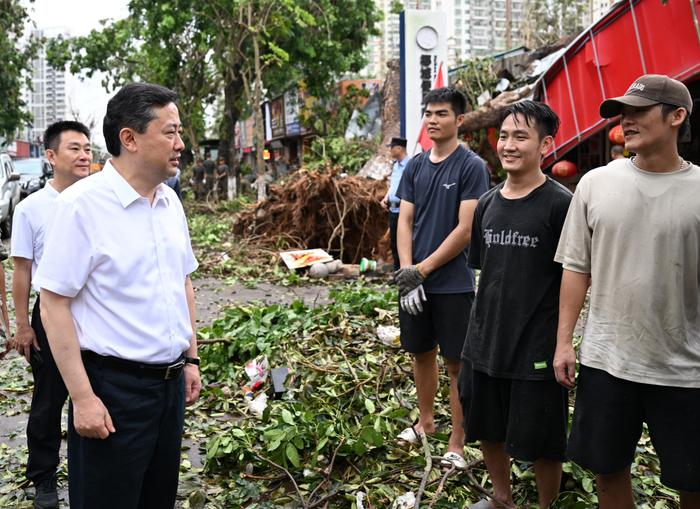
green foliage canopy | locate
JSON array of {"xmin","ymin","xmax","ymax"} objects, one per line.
[
  {"xmin": 46, "ymin": 0, "xmax": 380, "ymax": 159},
  {"xmin": 0, "ymin": 0, "xmax": 39, "ymax": 143}
]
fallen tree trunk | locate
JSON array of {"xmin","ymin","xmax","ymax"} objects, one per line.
[{"xmin": 358, "ymin": 58, "xmax": 400, "ymax": 180}]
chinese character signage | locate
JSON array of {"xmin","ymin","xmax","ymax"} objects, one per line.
[
  {"xmin": 400, "ymin": 10, "xmax": 448, "ymax": 154},
  {"xmin": 284, "ymin": 89, "xmax": 301, "ymax": 137}
]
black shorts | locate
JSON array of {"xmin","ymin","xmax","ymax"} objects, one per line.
[
  {"xmin": 567, "ymin": 365, "xmax": 700, "ymax": 492},
  {"xmin": 399, "ymin": 292, "xmax": 473, "ymax": 361},
  {"xmin": 459, "ymin": 363, "xmax": 568, "ymax": 462}
]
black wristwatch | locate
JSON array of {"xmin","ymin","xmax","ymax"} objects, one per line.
[{"xmin": 185, "ymin": 357, "xmax": 200, "ymax": 366}]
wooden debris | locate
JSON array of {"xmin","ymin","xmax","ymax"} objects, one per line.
[
  {"xmin": 459, "ymin": 85, "xmax": 533, "ymax": 133},
  {"xmin": 234, "ymin": 166, "xmax": 390, "ymax": 263}
]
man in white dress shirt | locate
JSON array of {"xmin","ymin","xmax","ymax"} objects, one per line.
[
  {"xmin": 35, "ymin": 83, "xmax": 201, "ymax": 509},
  {"xmin": 12, "ymin": 120, "xmax": 91, "ymax": 509}
]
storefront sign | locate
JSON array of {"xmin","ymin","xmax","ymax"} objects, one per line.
[
  {"xmin": 284, "ymin": 89, "xmax": 301, "ymax": 136},
  {"xmin": 270, "ymin": 97, "xmax": 286, "ymax": 139}
]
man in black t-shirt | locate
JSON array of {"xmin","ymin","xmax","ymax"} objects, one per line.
[
  {"xmin": 460, "ymin": 101, "xmax": 572, "ymax": 509},
  {"xmin": 394, "ymin": 88, "xmax": 489, "ymax": 467}
]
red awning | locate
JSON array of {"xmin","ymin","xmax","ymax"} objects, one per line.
[{"xmin": 535, "ymin": 0, "xmax": 700, "ymax": 167}]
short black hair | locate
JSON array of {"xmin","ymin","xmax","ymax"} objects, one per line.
[
  {"xmin": 611, "ymin": 145, "xmax": 624, "ymax": 155},
  {"xmin": 44, "ymin": 121, "xmax": 91, "ymax": 151},
  {"xmin": 499, "ymin": 100, "xmax": 560, "ymax": 140},
  {"xmin": 423, "ymin": 87, "xmax": 468, "ymax": 116},
  {"xmin": 661, "ymin": 103, "xmax": 691, "ymax": 141},
  {"xmin": 103, "ymin": 83, "xmax": 178, "ymax": 156}
]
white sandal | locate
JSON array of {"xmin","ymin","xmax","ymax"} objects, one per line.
[
  {"xmin": 440, "ymin": 451, "xmax": 468, "ymax": 470},
  {"xmin": 396, "ymin": 427, "xmax": 424, "ymax": 444}
]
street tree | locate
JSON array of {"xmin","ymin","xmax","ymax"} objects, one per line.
[
  {"xmin": 47, "ymin": 0, "xmax": 379, "ymax": 193},
  {"xmin": 521, "ymin": 0, "xmax": 587, "ymax": 48},
  {"xmin": 47, "ymin": 1, "xmax": 220, "ymax": 154},
  {"xmin": 0, "ymin": 0, "xmax": 39, "ymax": 143}
]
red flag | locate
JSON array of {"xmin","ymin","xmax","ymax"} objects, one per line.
[{"xmin": 416, "ymin": 61, "xmax": 445, "ymax": 152}]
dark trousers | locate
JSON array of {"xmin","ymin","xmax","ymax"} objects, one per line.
[
  {"xmin": 68, "ymin": 356, "xmax": 185, "ymax": 509},
  {"xmin": 26, "ymin": 296, "xmax": 69, "ymax": 483},
  {"xmin": 389, "ymin": 211, "xmax": 400, "ymax": 271}
]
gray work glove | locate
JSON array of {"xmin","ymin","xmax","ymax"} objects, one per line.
[
  {"xmin": 393, "ymin": 265, "xmax": 425, "ymax": 296},
  {"xmin": 400, "ymin": 285, "xmax": 427, "ymax": 315}
]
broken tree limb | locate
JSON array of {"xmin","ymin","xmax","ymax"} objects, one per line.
[
  {"xmin": 459, "ymin": 85, "xmax": 532, "ymax": 133},
  {"xmin": 414, "ymin": 433, "xmax": 433, "ymax": 508}
]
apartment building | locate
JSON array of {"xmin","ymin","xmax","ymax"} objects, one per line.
[
  {"xmin": 363, "ymin": 0, "xmax": 433, "ymax": 78},
  {"xmin": 363, "ymin": 0, "xmax": 531, "ymax": 76},
  {"xmin": 26, "ymin": 29, "xmax": 68, "ymax": 143},
  {"xmin": 453, "ymin": 0, "xmax": 525, "ymax": 61}
]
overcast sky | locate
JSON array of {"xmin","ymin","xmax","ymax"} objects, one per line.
[{"xmin": 23, "ymin": 0, "xmax": 130, "ymax": 149}]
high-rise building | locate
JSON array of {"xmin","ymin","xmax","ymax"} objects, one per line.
[
  {"xmin": 452, "ymin": 0, "xmax": 525, "ymax": 62},
  {"xmin": 363, "ymin": 0, "xmax": 528, "ymax": 77},
  {"xmin": 585, "ymin": 0, "xmax": 616, "ymax": 25},
  {"xmin": 26, "ymin": 29, "xmax": 68, "ymax": 143},
  {"xmin": 363, "ymin": 0, "xmax": 434, "ymax": 78}
]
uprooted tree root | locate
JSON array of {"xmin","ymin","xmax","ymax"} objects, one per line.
[{"xmin": 233, "ymin": 167, "xmax": 390, "ymax": 263}]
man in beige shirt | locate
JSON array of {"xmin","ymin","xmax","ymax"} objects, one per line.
[{"xmin": 554, "ymin": 75, "xmax": 700, "ymax": 509}]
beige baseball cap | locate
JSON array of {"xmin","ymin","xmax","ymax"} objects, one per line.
[{"xmin": 599, "ymin": 74, "xmax": 693, "ymax": 118}]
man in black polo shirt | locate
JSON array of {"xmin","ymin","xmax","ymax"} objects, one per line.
[{"xmin": 394, "ymin": 87, "xmax": 489, "ymax": 467}]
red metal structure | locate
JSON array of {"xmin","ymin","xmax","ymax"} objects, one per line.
[{"xmin": 535, "ymin": 0, "xmax": 700, "ymax": 167}]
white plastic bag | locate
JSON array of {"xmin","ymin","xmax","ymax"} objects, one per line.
[
  {"xmin": 376, "ymin": 325, "xmax": 401, "ymax": 348},
  {"xmin": 391, "ymin": 492, "xmax": 416, "ymax": 509}
]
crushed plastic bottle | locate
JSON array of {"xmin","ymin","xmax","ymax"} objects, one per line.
[{"xmin": 359, "ymin": 257, "xmax": 377, "ymax": 273}]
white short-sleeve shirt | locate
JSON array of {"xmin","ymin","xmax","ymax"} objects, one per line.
[
  {"xmin": 10, "ymin": 181, "xmax": 60, "ymax": 291},
  {"xmin": 34, "ymin": 161, "xmax": 199, "ymax": 364}
]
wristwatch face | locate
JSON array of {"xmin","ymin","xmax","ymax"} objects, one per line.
[{"xmin": 416, "ymin": 26, "xmax": 439, "ymax": 50}]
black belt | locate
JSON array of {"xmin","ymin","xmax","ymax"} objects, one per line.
[{"xmin": 82, "ymin": 351, "xmax": 185, "ymax": 380}]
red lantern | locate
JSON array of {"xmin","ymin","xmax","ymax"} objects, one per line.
[
  {"xmin": 486, "ymin": 127, "xmax": 499, "ymax": 152},
  {"xmin": 552, "ymin": 160, "xmax": 577, "ymax": 178},
  {"xmin": 609, "ymin": 125, "xmax": 624, "ymax": 145}
]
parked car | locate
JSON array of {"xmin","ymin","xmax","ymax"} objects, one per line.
[
  {"xmin": 12, "ymin": 157, "xmax": 53, "ymax": 198},
  {"xmin": 0, "ymin": 154, "xmax": 21, "ymax": 239}
]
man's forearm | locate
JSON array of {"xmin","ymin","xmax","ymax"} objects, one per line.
[
  {"xmin": 419, "ymin": 224, "xmax": 471, "ymax": 275},
  {"xmin": 12, "ymin": 264, "xmax": 32, "ymax": 328},
  {"xmin": 185, "ymin": 277, "xmax": 198, "ymax": 358},
  {"xmin": 0, "ymin": 267, "xmax": 10, "ymax": 333},
  {"xmin": 396, "ymin": 216, "xmax": 413, "ymax": 267},
  {"xmin": 556, "ymin": 269, "xmax": 590, "ymax": 346},
  {"xmin": 40, "ymin": 290, "xmax": 94, "ymax": 402}
]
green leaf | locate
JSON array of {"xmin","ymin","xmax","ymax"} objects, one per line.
[
  {"xmin": 364, "ymin": 399, "xmax": 376, "ymax": 414},
  {"xmin": 281, "ymin": 409, "xmax": 295, "ymax": 425},
  {"xmin": 359, "ymin": 426, "xmax": 383, "ymax": 447},
  {"xmin": 285, "ymin": 443, "xmax": 300, "ymax": 468},
  {"xmin": 231, "ymin": 428, "xmax": 246, "ymax": 438}
]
